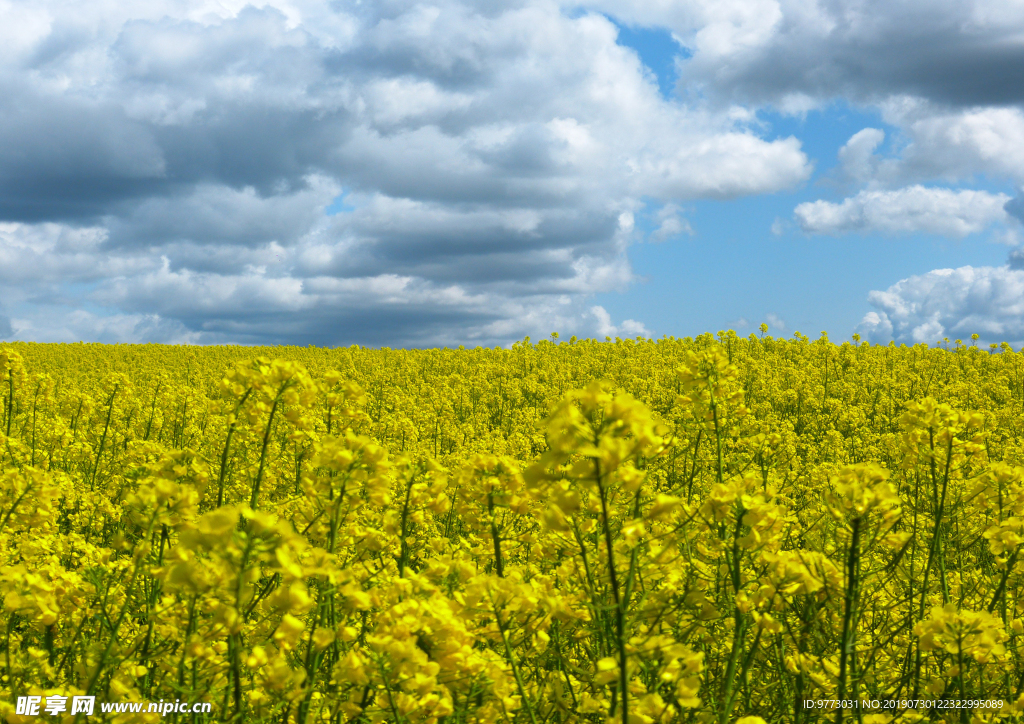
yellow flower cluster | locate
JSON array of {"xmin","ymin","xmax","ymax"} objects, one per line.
[{"xmin": 2, "ymin": 332, "xmax": 1024, "ymax": 723}]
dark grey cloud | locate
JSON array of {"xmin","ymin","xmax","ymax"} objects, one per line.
[
  {"xmin": 164, "ymin": 304, "xmax": 509, "ymax": 349},
  {"xmin": 0, "ymin": 6, "xmax": 352, "ymax": 223},
  {"xmin": 343, "ymin": 205, "xmax": 619, "ymax": 265},
  {"xmin": 0, "ymin": 90, "xmax": 167, "ymax": 221},
  {"xmin": 589, "ymin": 0, "xmax": 1024, "ymax": 109},
  {"xmin": 91, "ymin": 265, "xmax": 579, "ymax": 347},
  {"xmin": 683, "ymin": 21, "xmax": 1024, "ymax": 108},
  {"xmin": 103, "ymin": 178, "xmax": 337, "ymax": 250}
]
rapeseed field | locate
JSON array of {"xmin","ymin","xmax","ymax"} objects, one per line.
[{"xmin": 2, "ymin": 332, "xmax": 1023, "ymax": 723}]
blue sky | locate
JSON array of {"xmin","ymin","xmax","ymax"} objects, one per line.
[
  {"xmin": 599, "ymin": 20, "xmax": 1020, "ymax": 342},
  {"xmin": 2, "ymin": 0, "xmax": 1024, "ymax": 347},
  {"xmin": 596, "ymin": 108, "xmax": 1016, "ymax": 341}
]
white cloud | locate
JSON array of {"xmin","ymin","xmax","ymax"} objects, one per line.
[
  {"xmin": 837, "ymin": 128, "xmax": 885, "ymax": 186},
  {"xmin": 794, "ymin": 108, "xmax": 1024, "ymax": 240},
  {"xmin": 877, "ymin": 101, "xmax": 1024, "ymax": 184},
  {"xmin": 651, "ymin": 203, "xmax": 693, "ymax": 242},
  {"xmin": 590, "ymin": 305, "xmax": 651, "ymax": 339},
  {"xmin": 858, "ymin": 265, "xmax": 1024, "ymax": 345},
  {"xmin": 9, "ymin": 310, "xmax": 201, "ymax": 345},
  {"xmin": 794, "ymin": 185, "xmax": 1011, "ymax": 237},
  {"xmin": 800, "ymin": 104, "xmax": 1024, "ymax": 195},
  {"xmin": 0, "ymin": 221, "xmax": 150, "ymax": 283},
  {"xmin": 766, "ymin": 312, "xmax": 786, "ymax": 332}
]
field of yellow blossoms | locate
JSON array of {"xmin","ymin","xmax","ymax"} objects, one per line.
[{"xmin": 3, "ymin": 331, "xmax": 1024, "ymax": 724}]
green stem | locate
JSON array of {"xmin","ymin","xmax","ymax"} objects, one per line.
[
  {"xmin": 217, "ymin": 388, "xmax": 252, "ymax": 508},
  {"xmin": 836, "ymin": 516, "xmax": 862, "ymax": 724},
  {"xmin": 597, "ymin": 460, "xmax": 629, "ymax": 724},
  {"xmin": 250, "ymin": 391, "xmax": 283, "ymax": 511},
  {"xmin": 90, "ymin": 385, "xmax": 119, "ymax": 491},
  {"xmin": 493, "ymin": 603, "xmax": 539, "ymax": 724}
]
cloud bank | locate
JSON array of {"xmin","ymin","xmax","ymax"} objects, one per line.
[
  {"xmin": 0, "ymin": 0, "xmax": 811, "ymax": 346},
  {"xmin": 5, "ymin": 0, "xmax": 1024, "ymax": 346}
]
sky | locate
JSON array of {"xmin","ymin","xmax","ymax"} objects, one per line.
[{"xmin": 2, "ymin": 0, "xmax": 1024, "ymax": 348}]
